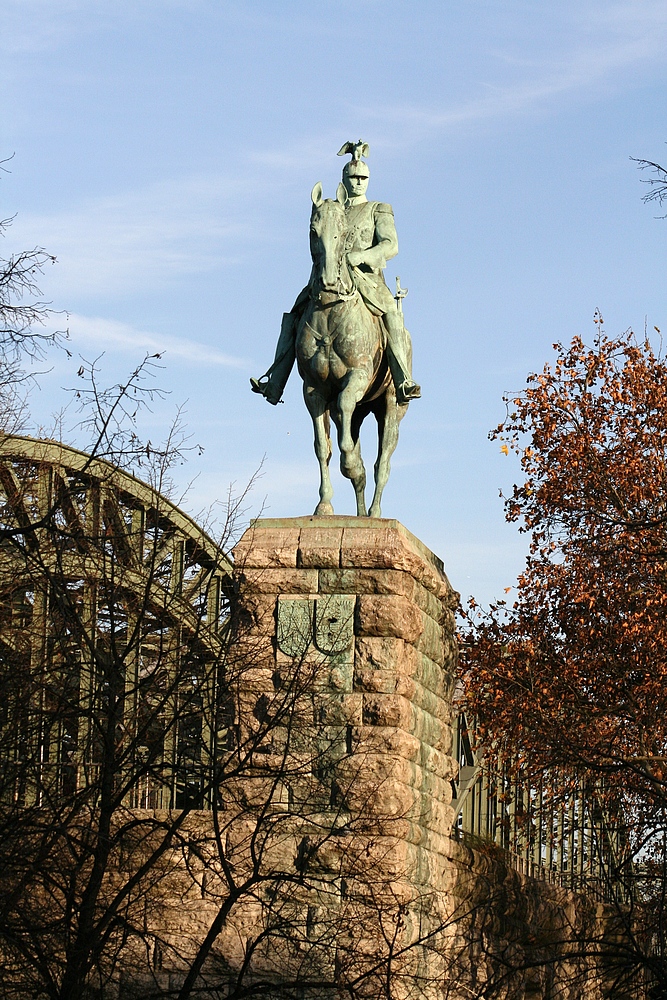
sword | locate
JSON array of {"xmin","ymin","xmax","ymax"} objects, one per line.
[{"xmin": 394, "ymin": 276, "xmax": 408, "ymax": 314}]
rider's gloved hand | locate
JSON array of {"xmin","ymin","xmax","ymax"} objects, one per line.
[{"xmin": 347, "ymin": 250, "xmax": 366, "ymax": 267}]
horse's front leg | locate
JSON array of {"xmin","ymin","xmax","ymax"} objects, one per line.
[
  {"xmin": 336, "ymin": 369, "xmax": 369, "ymax": 517},
  {"xmin": 303, "ymin": 385, "xmax": 334, "ymax": 516}
]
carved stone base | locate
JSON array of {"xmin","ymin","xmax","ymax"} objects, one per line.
[{"xmin": 232, "ymin": 516, "xmax": 460, "ymax": 992}]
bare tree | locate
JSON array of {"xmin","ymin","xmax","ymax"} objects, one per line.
[
  {"xmin": 633, "ymin": 151, "xmax": 667, "ymax": 216},
  {"xmin": 0, "ymin": 162, "xmax": 64, "ymax": 430}
]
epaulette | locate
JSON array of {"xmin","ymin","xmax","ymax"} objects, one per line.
[{"xmin": 374, "ymin": 202, "xmax": 394, "ymax": 215}]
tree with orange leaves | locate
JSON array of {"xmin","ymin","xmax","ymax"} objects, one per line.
[{"xmin": 462, "ymin": 316, "xmax": 667, "ymax": 996}]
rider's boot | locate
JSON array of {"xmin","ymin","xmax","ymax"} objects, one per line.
[
  {"xmin": 250, "ymin": 312, "xmax": 297, "ymax": 405},
  {"xmin": 384, "ymin": 309, "xmax": 421, "ymax": 404},
  {"xmin": 249, "ymin": 376, "xmax": 284, "ymax": 405}
]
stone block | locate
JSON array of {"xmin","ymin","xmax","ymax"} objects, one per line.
[
  {"xmin": 338, "ymin": 752, "xmax": 417, "ymax": 789},
  {"xmin": 233, "ymin": 526, "xmax": 300, "ymax": 568},
  {"xmin": 233, "ymin": 593, "xmax": 276, "ymax": 626},
  {"xmin": 339, "ymin": 522, "xmax": 449, "ymax": 599},
  {"xmin": 395, "ymin": 674, "xmax": 448, "ymax": 722},
  {"xmin": 236, "ymin": 665, "xmax": 277, "ymax": 692},
  {"xmin": 410, "ymin": 704, "xmax": 447, "ymax": 752},
  {"xmin": 297, "ymin": 524, "xmax": 344, "ymax": 568},
  {"xmin": 340, "ymin": 755, "xmax": 454, "ymax": 818},
  {"xmin": 329, "ymin": 661, "xmax": 353, "ymax": 692},
  {"xmin": 394, "ymin": 673, "xmax": 417, "ymax": 702},
  {"xmin": 237, "ymin": 567, "xmax": 319, "ymax": 595},
  {"xmin": 362, "ymin": 692, "xmax": 413, "ymax": 729},
  {"xmin": 413, "ymin": 768, "xmax": 453, "ymax": 808},
  {"xmin": 416, "ymin": 612, "xmax": 444, "ymax": 664},
  {"xmin": 440, "ymin": 604, "xmax": 459, "ymax": 633},
  {"xmin": 356, "ymin": 595, "xmax": 423, "ymax": 643},
  {"xmin": 346, "ymin": 775, "xmax": 418, "ymax": 818},
  {"xmin": 390, "ymin": 820, "xmax": 455, "ymax": 858},
  {"xmin": 227, "ymin": 634, "xmax": 275, "ymax": 671},
  {"xmin": 315, "ymin": 693, "xmax": 362, "ymax": 726},
  {"xmin": 420, "ymin": 742, "xmax": 458, "ymax": 781},
  {"xmin": 415, "ymin": 652, "xmax": 448, "ymax": 699},
  {"xmin": 354, "ymin": 635, "xmax": 415, "ymax": 674},
  {"xmin": 319, "ymin": 567, "xmax": 415, "ymax": 598},
  {"xmin": 419, "ymin": 796, "xmax": 455, "ymax": 835},
  {"xmin": 353, "ymin": 665, "xmax": 396, "ymax": 694},
  {"xmin": 354, "ymin": 639, "xmax": 428, "ymax": 702},
  {"xmin": 412, "ymin": 579, "xmax": 445, "ymax": 621},
  {"xmin": 353, "ymin": 724, "xmax": 422, "ymax": 762}
]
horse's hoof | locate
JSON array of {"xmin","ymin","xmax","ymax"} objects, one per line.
[
  {"xmin": 314, "ymin": 501, "xmax": 334, "ymax": 516},
  {"xmin": 368, "ymin": 504, "xmax": 382, "ymax": 519}
]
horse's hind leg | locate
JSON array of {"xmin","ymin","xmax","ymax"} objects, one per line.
[
  {"xmin": 368, "ymin": 391, "xmax": 407, "ymax": 519},
  {"xmin": 304, "ymin": 385, "xmax": 334, "ymax": 515}
]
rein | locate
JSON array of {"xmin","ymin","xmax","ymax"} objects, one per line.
[
  {"xmin": 332, "ymin": 242, "xmax": 357, "ymax": 299},
  {"xmin": 333, "ymin": 253, "xmax": 357, "ymax": 300},
  {"xmin": 312, "ymin": 285, "xmax": 359, "ymax": 308}
]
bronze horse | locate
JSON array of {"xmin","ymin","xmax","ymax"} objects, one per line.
[{"xmin": 296, "ymin": 183, "xmax": 408, "ymax": 518}]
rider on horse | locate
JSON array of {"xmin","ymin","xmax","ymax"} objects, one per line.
[{"xmin": 250, "ymin": 140, "xmax": 421, "ymax": 407}]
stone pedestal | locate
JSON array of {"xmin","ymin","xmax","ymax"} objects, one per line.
[{"xmin": 232, "ymin": 516, "xmax": 460, "ymax": 990}]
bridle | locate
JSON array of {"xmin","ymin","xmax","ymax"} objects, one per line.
[{"xmin": 311, "ymin": 203, "xmax": 358, "ymax": 304}]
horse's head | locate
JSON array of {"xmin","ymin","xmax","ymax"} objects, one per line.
[{"xmin": 309, "ymin": 182, "xmax": 353, "ymax": 295}]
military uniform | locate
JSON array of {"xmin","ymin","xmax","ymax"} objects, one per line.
[{"xmin": 343, "ymin": 200, "xmax": 399, "ymax": 316}]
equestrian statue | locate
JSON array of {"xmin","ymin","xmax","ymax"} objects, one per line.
[{"xmin": 251, "ymin": 140, "xmax": 420, "ymax": 518}]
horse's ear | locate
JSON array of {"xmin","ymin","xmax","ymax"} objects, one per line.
[
  {"xmin": 311, "ymin": 182, "xmax": 323, "ymax": 207},
  {"xmin": 336, "ymin": 182, "xmax": 348, "ymax": 206}
]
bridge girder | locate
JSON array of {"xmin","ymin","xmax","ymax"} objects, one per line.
[{"xmin": 0, "ymin": 435, "xmax": 235, "ymax": 811}]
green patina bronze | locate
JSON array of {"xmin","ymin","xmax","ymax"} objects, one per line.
[{"xmin": 251, "ymin": 141, "xmax": 420, "ymax": 519}]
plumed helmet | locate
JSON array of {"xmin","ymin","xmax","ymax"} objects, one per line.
[{"xmin": 338, "ymin": 139, "xmax": 370, "ymax": 179}]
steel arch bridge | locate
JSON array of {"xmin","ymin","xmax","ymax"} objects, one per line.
[
  {"xmin": 0, "ymin": 435, "xmax": 234, "ymax": 810},
  {"xmin": 0, "ymin": 434, "xmax": 234, "ymax": 595}
]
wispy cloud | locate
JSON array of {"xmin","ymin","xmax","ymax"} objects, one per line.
[
  {"xmin": 0, "ymin": 0, "xmax": 204, "ymax": 55},
  {"xmin": 66, "ymin": 313, "xmax": 247, "ymax": 367},
  {"xmin": 364, "ymin": 1, "xmax": 667, "ymax": 140},
  {"xmin": 10, "ymin": 173, "xmax": 259, "ymax": 298}
]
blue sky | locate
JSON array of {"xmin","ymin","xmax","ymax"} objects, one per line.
[{"xmin": 3, "ymin": 0, "xmax": 667, "ymax": 604}]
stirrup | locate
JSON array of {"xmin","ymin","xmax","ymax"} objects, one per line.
[
  {"xmin": 397, "ymin": 379, "xmax": 422, "ymax": 403},
  {"xmin": 250, "ymin": 376, "xmax": 282, "ymax": 405}
]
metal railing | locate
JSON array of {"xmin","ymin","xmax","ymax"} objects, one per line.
[{"xmin": 452, "ymin": 713, "xmax": 629, "ymax": 904}]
